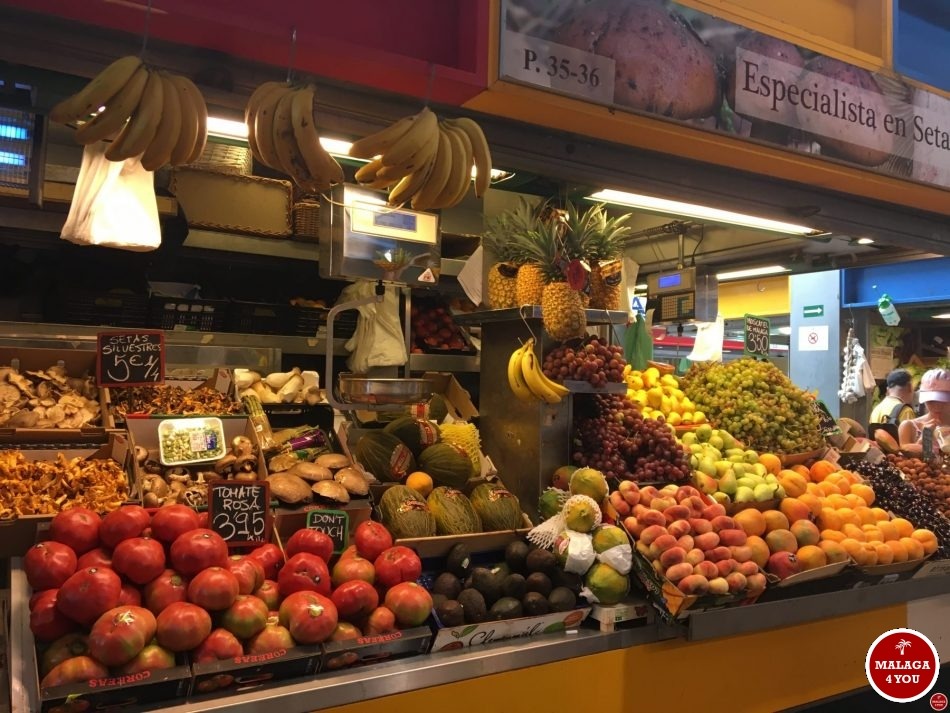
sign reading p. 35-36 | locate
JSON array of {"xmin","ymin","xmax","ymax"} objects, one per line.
[{"xmin": 744, "ymin": 314, "xmax": 771, "ymax": 357}]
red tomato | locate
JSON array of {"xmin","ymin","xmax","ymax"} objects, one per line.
[
  {"xmin": 150, "ymin": 505, "xmax": 201, "ymax": 545},
  {"xmin": 24, "ymin": 542, "xmax": 77, "ymax": 591},
  {"xmin": 39, "ymin": 633, "xmax": 89, "ymax": 679},
  {"xmin": 245, "ymin": 621, "xmax": 294, "ymax": 655},
  {"xmin": 40, "ymin": 655, "xmax": 108, "ymax": 689},
  {"xmin": 196, "ymin": 511, "xmax": 210, "ymax": 529},
  {"xmin": 155, "ymin": 602, "xmax": 211, "ymax": 652},
  {"xmin": 115, "ymin": 643, "xmax": 176, "ymax": 675},
  {"xmin": 112, "ymin": 537, "xmax": 166, "ymax": 585},
  {"xmin": 191, "ymin": 628, "xmax": 243, "ymax": 664},
  {"xmin": 118, "ymin": 584, "xmax": 142, "ymax": 607},
  {"xmin": 277, "ymin": 553, "xmax": 330, "ymax": 598},
  {"xmin": 354, "ymin": 521, "xmax": 393, "ymax": 562},
  {"xmin": 30, "ymin": 590, "xmax": 77, "ymax": 642},
  {"xmin": 363, "ymin": 606, "xmax": 396, "ymax": 635},
  {"xmin": 49, "ymin": 507, "xmax": 101, "ymax": 555},
  {"xmin": 331, "ymin": 555, "xmax": 375, "ymax": 587},
  {"xmin": 56, "ymin": 567, "xmax": 122, "ymax": 626},
  {"xmin": 30, "ymin": 589, "xmax": 53, "ymax": 612},
  {"xmin": 99, "ymin": 505, "xmax": 150, "ymax": 549},
  {"xmin": 284, "ymin": 530, "xmax": 334, "ymax": 562},
  {"xmin": 331, "ymin": 580, "xmax": 379, "ymax": 622},
  {"xmin": 87, "ymin": 605, "xmax": 157, "ymax": 667},
  {"xmin": 226, "ymin": 555, "xmax": 265, "ymax": 595},
  {"xmin": 76, "ymin": 547, "xmax": 113, "ymax": 570},
  {"xmin": 142, "ymin": 569, "xmax": 188, "ymax": 616},
  {"xmin": 170, "ymin": 529, "xmax": 228, "ymax": 577},
  {"xmin": 187, "ymin": 567, "xmax": 239, "ymax": 611},
  {"xmin": 253, "ymin": 580, "xmax": 280, "ymax": 611},
  {"xmin": 220, "ymin": 595, "xmax": 269, "ymax": 639},
  {"xmin": 278, "ymin": 591, "xmax": 338, "ymax": 645},
  {"xmin": 383, "ymin": 581, "xmax": 433, "ymax": 627},
  {"xmin": 247, "ymin": 543, "xmax": 284, "ymax": 580},
  {"xmin": 373, "ymin": 546, "xmax": 422, "ymax": 589}
]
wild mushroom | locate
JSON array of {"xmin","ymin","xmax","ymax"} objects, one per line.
[
  {"xmin": 134, "ymin": 446, "xmax": 149, "ymax": 466},
  {"xmin": 231, "ymin": 436, "xmax": 254, "ymax": 457},
  {"xmin": 315, "ymin": 453, "xmax": 350, "ymax": 470},
  {"xmin": 267, "ymin": 452, "xmax": 299, "ymax": 473},
  {"xmin": 144, "ymin": 459, "xmax": 164, "ymax": 475},
  {"xmin": 233, "ymin": 453, "xmax": 258, "ymax": 475},
  {"xmin": 214, "ymin": 454, "xmax": 237, "ymax": 477},
  {"xmin": 312, "ymin": 480, "xmax": 350, "ymax": 504}
]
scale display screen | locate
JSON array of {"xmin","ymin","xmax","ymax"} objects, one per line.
[{"xmin": 657, "ymin": 273, "xmax": 682, "ymax": 289}]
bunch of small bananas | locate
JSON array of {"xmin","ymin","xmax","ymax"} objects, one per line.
[
  {"xmin": 244, "ymin": 82, "xmax": 344, "ymax": 193},
  {"xmin": 50, "ymin": 55, "xmax": 208, "ymax": 170},
  {"xmin": 349, "ymin": 107, "xmax": 492, "ymax": 210},
  {"xmin": 508, "ymin": 339, "xmax": 570, "ymax": 405}
]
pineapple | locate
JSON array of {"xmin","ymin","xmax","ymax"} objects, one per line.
[
  {"xmin": 564, "ymin": 202, "xmax": 633, "ymax": 310},
  {"xmin": 515, "ymin": 263, "xmax": 545, "ymax": 306},
  {"xmin": 525, "ymin": 219, "xmax": 588, "ymax": 341},
  {"xmin": 483, "ymin": 198, "xmax": 548, "ymax": 309}
]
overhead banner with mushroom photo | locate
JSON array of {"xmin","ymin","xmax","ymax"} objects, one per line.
[{"xmin": 500, "ymin": 0, "xmax": 950, "ymax": 190}]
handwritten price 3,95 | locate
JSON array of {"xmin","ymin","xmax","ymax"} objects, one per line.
[{"xmin": 522, "ymin": 48, "xmax": 601, "ymax": 87}]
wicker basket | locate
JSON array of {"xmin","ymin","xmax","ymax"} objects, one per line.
[
  {"xmin": 191, "ymin": 141, "xmax": 253, "ymax": 175},
  {"xmin": 293, "ymin": 201, "xmax": 320, "ymax": 242}
]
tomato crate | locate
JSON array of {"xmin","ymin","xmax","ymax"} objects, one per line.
[
  {"xmin": 190, "ymin": 645, "xmax": 323, "ymax": 698},
  {"xmin": 320, "ymin": 627, "xmax": 432, "ymax": 672}
]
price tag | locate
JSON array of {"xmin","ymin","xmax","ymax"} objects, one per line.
[
  {"xmin": 743, "ymin": 314, "xmax": 770, "ymax": 357},
  {"xmin": 96, "ymin": 330, "xmax": 165, "ymax": 387},
  {"xmin": 208, "ymin": 481, "xmax": 271, "ymax": 547},
  {"xmin": 809, "ymin": 399, "xmax": 840, "ymax": 437},
  {"xmin": 500, "ymin": 30, "xmax": 616, "ymax": 105},
  {"xmin": 306, "ymin": 509, "xmax": 349, "ymax": 554}
]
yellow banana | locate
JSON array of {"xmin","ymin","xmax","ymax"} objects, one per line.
[
  {"xmin": 74, "ymin": 65, "xmax": 149, "ymax": 145},
  {"xmin": 387, "ymin": 158, "xmax": 434, "ymax": 207},
  {"xmin": 446, "ymin": 117, "xmax": 492, "ymax": 197},
  {"xmin": 167, "ymin": 74, "xmax": 199, "ymax": 166},
  {"xmin": 183, "ymin": 77, "xmax": 208, "ymax": 164},
  {"xmin": 271, "ymin": 89, "xmax": 298, "ymax": 176},
  {"xmin": 521, "ymin": 345, "xmax": 563, "ymax": 404},
  {"xmin": 105, "ymin": 69, "xmax": 163, "ymax": 161},
  {"xmin": 141, "ymin": 74, "xmax": 181, "ymax": 171},
  {"xmin": 540, "ymin": 369, "xmax": 570, "ymax": 398},
  {"xmin": 50, "ymin": 55, "xmax": 143, "ymax": 124},
  {"xmin": 411, "ymin": 128, "xmax": 452, "ymax": 211},
  {"xmin": 245, "ymin": 81, "xmax": 288, "ymax": 164},
  {"xmin": 442, "ymin": 123, "xmax": 474, "ymax": 207},
  {"xmin": 381, "ymin": 107, "xmax": 438, "ymax": 169},
  {"xmin": 349, "ymin": 112, "xmax": 420, "ymax": 159},
  {"xmin": 428, "ymin": 126, "xmax": 463, "ymax": 209},
  {"xmin": 290, "ymin": 86, "xmax": 343, "ymax": 189},
  {"xmin": 355, "ymin": 157, "xmax": 384, "ymax": 183},
  {"xmin": 507, "ymin": 342, "xmax": 536, "ymax": 402},
  {"xmin": 254, "ymin": 85, "xmax": 292, "ymax": 170}
]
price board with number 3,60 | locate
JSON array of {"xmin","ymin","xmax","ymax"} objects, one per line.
[{"xmin": 208, "ymin": 481, "xmax": 271, "ymax": 547}]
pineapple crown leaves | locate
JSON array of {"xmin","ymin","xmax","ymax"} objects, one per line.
[
  {"xmin": 482, "ymin": 197, "xmax": 553, "ymax": 264},
  {"xmin": 563, "ymin": 201, "xmax": 634, "ymax": 261}
]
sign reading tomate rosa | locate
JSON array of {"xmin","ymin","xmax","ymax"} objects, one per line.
[{"xmin": 500, "ymin": 0, "xmax": 950, "ymax": 190}]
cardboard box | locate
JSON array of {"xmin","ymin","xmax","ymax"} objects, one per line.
[
  {"xmin": 321, "ymin": 628, "xmax": 431, "ymax": 672},
  {"xmin": 274, "ymin": 499, "xmax": 373, "ymax": 544},
  {"xmin": 394, "ymin": 517, "xmax": 533, "ymax": 560},
  {"xmin": 0, "ymin": 433, "xmax": 132, "ymax": 557},
  {"xmin": 39, "ymin": 659, "xmax": 192, "ymax": 712},
  {"xmin": 587, "ymin": 598, "xmax": 653, "ymax": 633},
  {"xmin": 190, "ymin": 646, "xmax": 322, "ymax": 698},
  {"xmin": 349, "ymin": 372, "xmax": 477, "ymax": 426},
  {"xmin": 105, "ymin": 369, "xmax": 238, "ymax": 425},
  {"xmin": 430, "ymin": 608, "xmax": 590, "ymax": 651}
]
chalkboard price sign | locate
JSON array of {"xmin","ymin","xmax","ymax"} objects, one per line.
[
  {"xmin": 743, "ymin": 314, "xmax": 770, "ymax": 357},
  {"xmin": 97, "ymin": 331, "xmax": 165, "ymax": 387},
  {"xmin": 306, "ymin": 508, "xmax": 349, "ymax": 554},
  {"xmin": 208, "ymin": 481, "xmax": 271, "ymax": 546},
  {"xmin": 809, "ymin": 399, "xmax": 840, "ymax": 437}
]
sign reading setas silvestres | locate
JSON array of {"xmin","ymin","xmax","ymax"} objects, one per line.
[{"xmin": 500, "ymin": 0, "xmax": 950, "ymax": 190}]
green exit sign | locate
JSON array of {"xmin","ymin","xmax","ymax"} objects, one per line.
[{"xmin": 803, "ymin": 304, "xmax": 824, "ymax": 318}]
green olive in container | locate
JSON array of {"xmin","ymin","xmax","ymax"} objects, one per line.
[{"xmin": 158, "ymin": 417, "xmax": 228, "ymax": 466}]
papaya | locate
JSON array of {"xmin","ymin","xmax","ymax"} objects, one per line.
[
  {"xmin": 377, "ymin": 485, "xmax": 436, "ymax": 539},
  {"xmin": 874, "ymin": 429, "xmax": 900, "ymax": 454},
  {"xmin": 427, "ymin": 486, "xmax": 482, "ymax": 535},
  {"xmin": 469, "ymin": 483, "xmax": 523, "ymax": 531}
]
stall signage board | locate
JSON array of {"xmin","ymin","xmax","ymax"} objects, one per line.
[
  {"xmin": 809, "ymin": 399, "xmax": 840, "ymax": 437},
  {"xmin": 498, "ymin": 0, "xmax": 950, "ymax": 191},
  {"xmin": 306, "ymin": 509, "xmax": 349, "ymax": 554},
  {"xmin": 208, "ymin": 481, "xmax": 271, "ymax": 547},
  {"xmin": 96, "ymin": 331, "xmax": 165, "ymax": 387},
  {"xmin": 743, "ymin": 314, "xmax": 770, "ymax": 357}
]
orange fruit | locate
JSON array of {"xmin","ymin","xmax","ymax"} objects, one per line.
[
  {"xmin": 892, "ymin": 518, "xmax": 914, "ymax": 538},
  {"xmin": 797, "ymin": 545, "xmax": 828, "ymax": 570},
  {"xmin": 763, "ymin": 510, "xmax": 790, "ymax": 533},
  {"xmin": 886, "ymin": 540, "xmax": 909, "ymax": 562},
  {"xmin": 819, "ymin": 540, "xmax": 849, "ymax": 564},
  {"xmin": 805, "ymin": 482, "xmax": 822, "ymax": 496},
  {"xmin": 825, "ymin": 473, "xmax": 851, "ymax": 495},
  {"xmin": 877, "ymin": 521, "xmax": 899, "ymax": 542},
  {"xmin": 821, "ymin": 529, "xmax": 847, "ymax": 543},
  {"xmin": 840, "ymin": 470, "xmax": 861, "ymax": 485},
  {"xmin": 870, "ymin": 507, "xmax": 890, "ymax": 522},
  {"xmin": 850, "ymin": 483, "xmax": 876, "ymax": 506},
  {"xmin": 734, "ymin": 509, "xmax": 767, "ymax": 537},
  {"xmin": 759, "ymin": 453, "xmax": 782, "ymax": 475},
  {"xmin": 912, "ymin": 529, "xmax": 939, "ymax": 556},
  {"xmin": 873, "ymin": 543, "xmax": 895, "ymax": 565},
  {"xmin": 816, "ymin": 508, "xmax": 842, "ymax": 532},
  {"xmin": 406, "ymin": 471, "xmax": 434, "ymax": 497},
  {"xmin": 862, "ymin": 525, "xmax": 884, "ymax": 543},
  {"xmin": 840, "ymin": 538, "xmax": 865, "ymax": 563},
  {"xmin": 901, "ymin": 537, "xmax": 925, "ymax": 561},
  {"xmin": 790, "ymin": 519, "xmax": 821, "ymax": 547},
  {"xmin": 779, "ymin": 498, "xmax": 812, "ymax": 524},
  {"xmin": 845, "ymin": 494, "xmax": 866, "ymax": 509},
  {"xmin": 842, "ymin": 523, "xmax": 866, "ymax": 542},
  {"xmin": 778, "ymin": 472, "xmax": 808, "ymax": 498},
  {"xmin": 797, "ymin": 493, "xmax": 822, "ymax": 518}
]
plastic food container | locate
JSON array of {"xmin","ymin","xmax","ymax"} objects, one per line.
[{"xmin": 158, "ymin": 417, "xmax": 227, "ymax": 465}]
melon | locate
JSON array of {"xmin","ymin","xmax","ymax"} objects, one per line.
[
  {"xmin": 377, "ymin": 485, "xmax": 436, "ymax": 539},
  {"xmin": 418, "ymin": 443, "xmax": 472, "ymax": 489},
  {"xmin": 591, "ymin": 524, "xmax": 628, "ymax": 553},
  {"xmin": 469, "ymin": 484, "xmax": 523, "ymax": 531},
  {"xmin": 383, "ymin": 417, "xmax": 440, "ymax": 458},
  {"xmin": 585, "ymin": 562, "xmax": 629, "ymax": 605},
  {"xmin": 355, "ymin": 431, "xmax": 416, "ymax": 482},
  {"xmin": 427, "ymin": 486, "xmax": 482, "ymax": 535},
  {"xmin": 538, "ymin": 488, "xmax": 568, "ymax": 521}
]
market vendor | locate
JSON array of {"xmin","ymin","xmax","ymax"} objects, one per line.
[
  {"xmin": 897, "ymin": 368, "xmax": 950, "ymax": 455},
  {"xmin": 870, "ymin": 369, "xmax": 916, "ymax": 425}
]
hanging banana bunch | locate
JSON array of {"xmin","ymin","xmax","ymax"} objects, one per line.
[{"xmin": 50, "ymin": 55, "xmax": 208, "ymax": 170}]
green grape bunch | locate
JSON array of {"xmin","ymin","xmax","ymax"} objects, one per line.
[{"xmin": 680, "ymin": 358, "xmax": 823, "ymax": 453}]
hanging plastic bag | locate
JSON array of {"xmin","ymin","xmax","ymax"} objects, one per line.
[
  {"xmin": 624, "ymin": 312, "xmax": 653, "ymax": 370},
  {"xmin": 687, "ymin": 316, "xmax": 725, "ymax": 362},
  {"xmin": 341, "ymin": 280, "xmax": 408, "ymax": 373},
  {"xmin": 61, "ymin": 142, "xmax": 161, "ymax": 252}
]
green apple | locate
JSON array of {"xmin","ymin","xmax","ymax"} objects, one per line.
[
  {"xmin": 718, "ymin": 472, "xmax": 738, "ymax": 496},
  {"xmin": 753, "ymin": 483, "xmax": 774, "ymax": 502},
  {"xmin": 734, "ymin": 486, "xmax": 755, "ymax": 503},
  {"xmin": 696, "ymin": 424, "xmax": 712, "ymax": 442}
]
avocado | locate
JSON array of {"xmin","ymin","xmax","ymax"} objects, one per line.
[
  {"xmin": 503, "ymin": 573, "xmax": 527, "ymax": 600},
  {"xmin": 548, "ymin": 586, "xmax": 577, "ymax": 612},
  {"xmin": 432, "ymin": 572, "xmax": 463, "ymax": 600},
  {"xmin": 505, "ymin": 540, "xmax": 530, "ymax": 573},
  {"xmin": 436, "ymin": 600, "xmax": 465, "ymax": 627},
  {"xmin": 446, "ymin": 543, "xmax": 472, "ymax": 579},
  {"xmin": 525, "ymin": 548, "xmax": 556, "ymax": 574},
  {"xmin": 525, "ymin": 572, "xmax": 552, "ymax": 597},
  {"xmin": 457, "ymin": 588, "xmax": 488, "ymax": 624},
  {"xmin": 551, "ymin": 568, "xmax": 583, "ymax": 595},
  {"xmin": 471, "ymin": 566, "xmax": 505, "ymax": 606},
  {"xmin": 490, "ymin": 596, "xmax": 524, "ymax": 620},
  {"xmin": 431, "ymin": 593, "xmax": 448, "ymax": 610},
  {"xmin": 522, "ymin": 591, "xmax": 550, "ymax": 616}
]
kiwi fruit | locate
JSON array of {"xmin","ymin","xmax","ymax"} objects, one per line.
[
  {"xmin": 525, "ymin": 548, "xmax": 556, "ymax": 574},
  {"xmin": 457, "ymin": 588, "xmax": 488, "ymax": 624},
  {"xmin": 503, "ymin": 573, "xmax": 527, "ymax": 600},
  {"xmin": 505, "ymin": 540, "xmax": 530, "ymax": 573},
  {"xmin": 548, "ymin": 586, "xmax": 577, "ymax": 612},
  {"xmin": 525, "ymin": 571, "xmax": 552, "ymax": 597},
  {"xmin": 432, "ymin": 572, "xmax": 463, "ymax": 600},
  {"xmin": 436, "ymin": 600, "xmax": 465, "ymax": 627},
  {"xmin": 522, "ymin": 591, "xmax": 550, "ymax": 616}
]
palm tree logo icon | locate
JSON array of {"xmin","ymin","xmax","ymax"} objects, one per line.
[{"xmin": 895, "ymin": 639, "xmax": 912, "ymax": 656}]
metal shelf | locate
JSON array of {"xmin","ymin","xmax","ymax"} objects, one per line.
[
  {"xmin": 409, "ymin": 352, "xmax": 480, "ymax": 372},
  {"xmin": 562, "ymin": 380, "xmax": 627, "ymax": 394},
  {"xmin": 455, "ymin": 306, "xmax": 628, "ymax": 326}
]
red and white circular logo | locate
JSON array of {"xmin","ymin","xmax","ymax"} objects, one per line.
[
  {"xmin": 866, "ymin": 628, "xmax": 941, "ymax": 703},
  {"xmin": 932, "ymin": 692, "xmax": 948, "ymax": 711}
]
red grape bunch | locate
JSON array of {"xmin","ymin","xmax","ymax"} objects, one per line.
[{"xmin": 542, "ymin": 337, "xmax": 626, "ymax": 387}]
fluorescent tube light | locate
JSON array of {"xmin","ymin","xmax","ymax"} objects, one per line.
[
  {"xmin": 933, "ymin": 313, "xmax": 950, "ymax": 319},
  {"xmin": 206, "ymin": 116, "xmax": 248, "ymax": 139},
  {"xmin": 0, "ymin": 124, "xmax": 28, "ymax": 140},
  {"xmin": 634, "ymin": 283, "xmax": 648, "ymax": 290},
  {"xmin": 856, "ymin": 237, "xmax": 875, "ymax": 245},
  {"xmin": 715, "ymin": 265, "xmax": 789, "ymax": 281},
  {"xmin": 587, "ymin": 189, "xmax": 827, "ymax": 237},
  {"xmin": 0, "ymin": 151, "xmax": 25, "ymax": 166},
  {"xmin": 778, "ymin": 326, "xmax": 792, "ymax": 336}
]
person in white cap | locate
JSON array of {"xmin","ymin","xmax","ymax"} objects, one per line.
[{"xmin": 898, "ymin": 368, "xmax": 950, "ymax": 455}]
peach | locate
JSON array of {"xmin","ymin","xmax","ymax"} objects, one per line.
[
  {"xmin": 767, "ymin": 551, "xmax": 801, "ymax": 580},
  {"xmin": 912, "ymin": 529, "xmax": 939, "ymax": 556},
  {"xmin": 632, "ymin": 503, "xmax": 649, "ymax": 518},
  {"xmin": 693, "ymin": 561, "xmax": 718, "ymax": 578},
  {"xmin": 778, "ymin": 471, "xmax": 807, "ymax": 497},
  {"xmin": 790, "ymin": 520, "xmax": 820, "ymax": 547},
  {"xmin": 638, "ymin": 510, "xmax": 666, "ymax": 528},
  {"xmin": 886, "ymin": 539, "xmax": 909, "ymax": 562},
  {"xmin": 796, "ymin": 545, "xmax": 827, "ymax": 571},
  {"xmin": 730, "ymin": 545, "xmax": 753, "ymax": 563},
  {"xmin": 609, "ymin": 491, "xmax": 631, "ymax": 517},
  {"xmin": 701, "ymin": 504, "xmax": 727, "ymax": 520},
  {"xmin": 765, "ymin": 529, "xmax": 798, "ymax": 554},
  {"xmin": 856, "ymin": 507, "xmax": 877, "ymax": 526},
  {"xmin": 667, "ymin": 520, "xmax": 692, "ymax": 539},
  {"xmin": 652, "ymin": 559, "xmax": 663, "ymax": 574},
  {"xmin": 759, "ymin": 454, "xmax": 782, "ymax": 475},
  {"xmin": 842, "ymin": 523, "xmax": 866, "ymax": 542},
  {"xmin": 873, "ymin": 543, "xmax": 894, "ymax": 565},
  {"xmin": 707, "ymin": 546, "xmax": 732, "ymax": 563},
  {"xmin": 664, "ymin": 562, "xmax": 694, "ymax": 583},
  {"xmin": 763, "ymin": 510, "xmax": 791, "ymax": 533},
  {"xmin": 860, "ymin": 542, "xmax": 879, "ymax": 566},
  {"xmin": 870, "ymin": 507, "xmax": 890, "ymax": 522},
  {"xmin": 636, "ymin": 541, "xmax": 651, "ymax": 558},
  {"xmin": 624, "ymin": 516, "xmax": 643, "ymax": 538},
  {"xmin": 719, "ymin": 529, "xmax": 748, "ymax": 547},
  {"xmin": 659, "ymin": 546, "xmax": 687, "ymax": 569},
  {"xmin": 689, "ymin": 518, "xmax": 713, "ymax": 535},
  {"xmin": 663, "ymin": 505, "xmax": 691, "ymax": 523},
  {"xmin": 779, "ymin": 498, "xmax": 811, "ymax": 524},
  {"xmin": 685, "ymin": 548, "xmax": 705, "ymax": 566},
  {"xmin": 707, "ymin": 577, "xmax": 729, "ymax": 595},
  {"xmin": 675, "ymin": 486, "xmax": 701, "ymax": 502},
  {"xmin": 877, "ymin": 521, "xmax": 899, "ymax": 542},
  {"xmin": 850, "ymin": 483, "xmax": 875, "ymax": 506},
  {"xmin": 640, "ymin": 524, "xmax": 668, "ymax": 545},
  {"xmin": 619, "ymin": 480, "xmax": 641, "ymax": 506},
  {"xmin": 725, "ymin": 571, "xmax": 748, "ymax": 593},
  {"xmin": 651, "ymin": 497, "xmax": 676, "ymax": 513},
  {"xmin": 685, "ymin": 496, "xmax": 708, "ymax": 515},
  {"xmin": 747, "ymin": 536, "xmax": 770, "ymax": 568},
  {"xmin": 694, "ymin": 532, "xmax": 720, "ymax": 552},
  {"xmin": 836, "ymin": 508, "xmax": 858, "ymax": 527},
  {"xmin": 653, "ymin": 534, "xmax": 678, "ymax": 552},
  {"xmin": 639, "ymin": 486, "xmax": 658, "ymax": 505},
  {"xmin": 798, "ymin": 493, "xmax": 823, "ymax": 518},
  {"xmin": 715, "ymin": 559, "xmax": 737, "ymax": 577},
  {"xmin": 677, "ymin": 574, "xmax": 710, "ymax": 595},
  {"xmin": 710, "ymin": 515, "xmax": 737, "ymax": 532},
  {"xmin": 901, "ymin": 536, "xmax": 925, "ymax": 561},
  {"xmin": 660, "ymin": 484, "xmax": 679, "ymax": 497},
  {"xmin": 746, "ymin": 572, "xmax": 767, "ymax": 595},
  {"xmin": 862, "ymin": 526, "xmax": 884, "ymax": 543},
  {"xmin": 818, "ymin": 540, "xmax": 849, "ymax": 564},
  {"xmin": 737, "ymin": 560, "xmax": 759, "ymax": 577},
  {"xmin": 676, "ymin": 535, "xmax": 695, "ymax": 552},
  {"xmin": 733, "ymin": 509, "xmax": 767, "ymax": 537},
  {"xmin": 820, "ymin": 529, "xmax": 846, "ymax": 543}
]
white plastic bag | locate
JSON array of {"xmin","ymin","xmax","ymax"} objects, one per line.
[
  {"xmin": 341, "ymin": 281, "xmax": 408, "ymax": 373},
  {"xmin": 687, "ymin": 316, "xmax": 725, "ymax": 362},
  {"xmin": 61, "ymin": 142, "xmax": 161, "ymax": 251}
]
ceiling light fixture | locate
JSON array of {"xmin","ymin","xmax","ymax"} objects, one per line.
[
  {"xmin": 715, "ymin": 265, "xmax": 789, "ymax": 281},
  {"xmin": 855, "ymin": 237, "xmax": 875, "ymax": 245},
  {"xmin": 634, "ymin": 283, "xmax": 648, "ymax": 290},
  {"xmin": 933, "ymin": 313, "xmax": 950, "ymax": 319},
  {"xmin": 777, "ymin": 326, "xmax": 792, "ymax": 336},
  {"xmin": 587, "ymin": 189, "xmax": 828, "ymax": 237},
  {"xmin": 206, "ymin": 117, "xmax": 358, "ymax": 158}
]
